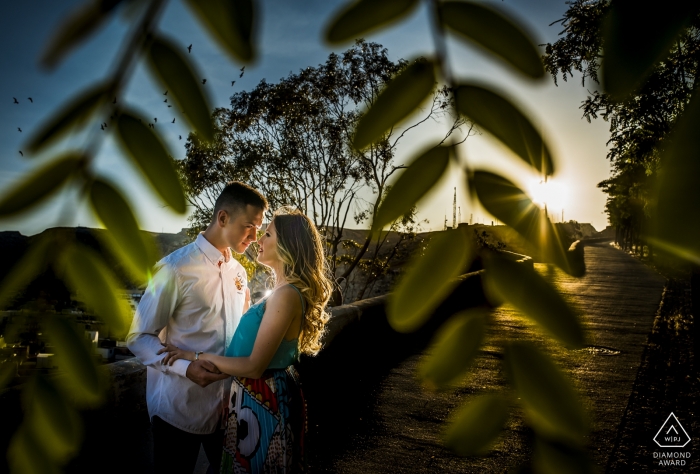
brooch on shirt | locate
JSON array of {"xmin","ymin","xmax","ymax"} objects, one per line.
[{"xmin": 234, "ymin": 274, "xmax": 244, "ymax": 292}]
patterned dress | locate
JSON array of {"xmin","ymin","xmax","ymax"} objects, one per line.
[{"xmin": 221, "ymin": 286, "xmax": 307, "ymax": 474}]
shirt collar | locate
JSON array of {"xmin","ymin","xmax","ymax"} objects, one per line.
[{"xmin": 195, "ymin": 233, "xmax": 232, "ymax": 267}]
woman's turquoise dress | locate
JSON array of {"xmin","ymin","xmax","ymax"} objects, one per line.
[{"xmin": 220, "ymin": 285, "xmax": 306, "ymax": 474}]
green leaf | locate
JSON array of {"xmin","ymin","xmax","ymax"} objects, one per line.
[
  {"xmin": 470, "ymin": 170, "xmax": 539, "ymax": 237},
  {"xmin": 25, "ymin": 375, "xmax": 82, "ymax": 462},
  {"xmin": 40, "ymin": 0, "xmax": 125, "ymax": 69},
  {"xmin": 60, "ymin": 243, "xmax": 132, "ymax": 335},
  {"xmin": 470, "ymin": 171, "xmax": 584, "ymax": 276},
  {"xmin": 89, "ymin": 179, "xmax": 156, "ymax": 284},
  {"xmin": 533, "ymin": 438, "xmax": 595, "ymax": 474},
  {"xmin": 184, "ymin": 0, "xmax": 255, "ymax": 62},
  {"xmin": 418, "ymin": 308, "xmax": 487, "ymax": 390},
  {"xmin": 441, "ymin": 2, "xmax": 544, "ymax": 79},
  {"xmin": 353, "ymin": 59, "xmax": 436, "ymax": 150},
  {"xmin": 147, "ymin": 36, "xmax": 216, "ymax": 143},
  {"xmin": 443, "ymin": 393, "xmax": 510, "ymax": 456},
  {"xmin": 26, "ymin": 84, "xmax": 107, "ymax": 153},
  {"xmin": 602, "ymin": 0, "xmax": 695, "ymax": 101},
  {"xmin": 0, "ymin": 235, "xmax": 54, "ymax": 309},
  {"xmin": 650, "ymin": 92, "xmax": 700, "ymax": 264},
  {"xmin": 0, "ymin": 362, "xmax": 16, "ymax": 390},
  {"xmin": 8, "ymin": 425, "xmax": 61, "ymax": 474},
  {"xmin": 483, "ymin": 254, "xmax": 584, "ymax": 349},
  {"xmin": 115, "ymin": 111, "xmax": 186, "ymax": 213},
  {"xmin": 388, "ymin": 226, "xmax": 473, "ymax": 332},
  {"xmin": 505, "ymin": 341, "xmax": 588, "ymax": 444},
  {"xmin": 373, "ymin": 145, "xmax": 451, "ymax": 233},
  {"xmin": 43, "ymin": 316, "xmax": 101, "ymax": 404},
  {"xmin": 455, "ymin": 84, "xmax": 553, "ymax": 174},
  {"xmin": 325, "ymin": 0, "xmax": 419, "ymax": 44},
  {"xmin": 0, "ymin": 153, "xmax": 83, "ymax": 217}
]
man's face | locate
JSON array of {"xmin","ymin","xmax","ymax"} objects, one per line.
[{"xmin": 222, "ymin": 204, "xmax": 264, "ymax": 254}]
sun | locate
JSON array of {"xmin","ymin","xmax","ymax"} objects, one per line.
[{"xmin": 528, "ymin": 179, "xmax": 569, "ymax": 211}]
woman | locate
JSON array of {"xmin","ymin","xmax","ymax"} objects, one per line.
[{"xmin": 159, "ymin": 207, "xmax": 332, "ymax": 473}]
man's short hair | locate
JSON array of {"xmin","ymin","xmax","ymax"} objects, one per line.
[{"xmin": 212, "ymin": 182, "xmax": 268, "ymax": 220}]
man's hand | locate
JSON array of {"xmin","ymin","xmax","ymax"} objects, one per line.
[{"xmin": 185, "ymin": 359, "xmax": 229, "ymax": 387}]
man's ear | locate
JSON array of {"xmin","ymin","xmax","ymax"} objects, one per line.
[{"xmin": 217, "ymin": 209, "xmax": 229, "ymax": 227}]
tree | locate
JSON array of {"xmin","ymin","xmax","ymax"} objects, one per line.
[
  {"xmin": 543, "ymin": 0, "xmax": 700, "ymax": 251},
  {"xmin": 180, "ymin": 40, "xmax": 469, "ymax": 290}
]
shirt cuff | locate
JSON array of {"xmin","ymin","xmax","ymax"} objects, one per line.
[{"xmin": 169, "ymin": 359, "xmax": 191, "ymax": 378}]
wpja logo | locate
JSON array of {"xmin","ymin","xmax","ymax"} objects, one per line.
[{"xmin": 652, "ymin": 413, "xmax": 691, "ymax": 467}]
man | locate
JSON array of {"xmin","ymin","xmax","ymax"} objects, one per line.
[{"xmin": 127, "ymin": 182, "xmax": 267, "ymax": 474}]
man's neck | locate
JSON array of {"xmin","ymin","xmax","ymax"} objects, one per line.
[{"xmin": 201, "ymin": 226, "xmax": 229, "ymax": 255}]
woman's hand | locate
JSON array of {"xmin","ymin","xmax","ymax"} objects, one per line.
[{"xmin": 157, "ymin": 343, "xmax": 195, "ymax": 366}]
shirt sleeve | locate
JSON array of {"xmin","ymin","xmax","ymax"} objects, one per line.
[{"xmin": 126, "ymin": 262, "xmax": 191, "ymax": 376}]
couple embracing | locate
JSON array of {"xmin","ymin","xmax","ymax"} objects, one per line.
[{"xmin": 127, "ymin": 182, "xmax": 331, "ymax": 474}]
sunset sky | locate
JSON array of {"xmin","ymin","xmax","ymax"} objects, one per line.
[{"xmin": 0, "ymin": 0, "xmax": 612, "ymax": 236}]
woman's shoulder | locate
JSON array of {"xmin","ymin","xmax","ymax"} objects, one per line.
[{"xmin": 266, "ymin": 285, "xmax": 303, "ymax": 311}]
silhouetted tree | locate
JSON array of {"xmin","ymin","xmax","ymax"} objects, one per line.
[{"xmin": 543, "ymin": 0, "xmax": 700, "ymax": 252}]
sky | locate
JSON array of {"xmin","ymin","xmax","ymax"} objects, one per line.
[{"xmin": 0, "ymin": 0, "xmax": 612, "ymax": 236}]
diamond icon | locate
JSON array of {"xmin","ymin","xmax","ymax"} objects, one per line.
[{"xmin": 653, "ymin": 413, "xmax": 691, "ymax": 448}]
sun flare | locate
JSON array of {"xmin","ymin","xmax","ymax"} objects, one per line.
[{"xmin": 528, "ymin": 179, "xmax": 569, "ymax": 211}]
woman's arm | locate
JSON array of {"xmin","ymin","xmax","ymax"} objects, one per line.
[{"xmin": 159, "ymin": 285, "xmax": 302, "ymax": 379}]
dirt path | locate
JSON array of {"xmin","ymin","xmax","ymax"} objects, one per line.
[{"xmin": 313, "ymin": 243, "xmax": 667, "ymax": 473}]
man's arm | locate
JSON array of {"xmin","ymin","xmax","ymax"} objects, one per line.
[{"xmin": 126, "ymin": 263, "xmax": 192, "ymax": 377}]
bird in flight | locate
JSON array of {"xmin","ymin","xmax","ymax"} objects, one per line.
[
  {"xmin": 164, "ymin": 98, "xmax": 168, "ymax": 103},
  {"xmin": 187, "ymin": 44, "xmax": 192, "ymax": 53},
  {"xmin": 179, "ymin": 135, "xmax": 182, "ymax": 140},
  {"xmin": 27, "ymin": 97, "xmax": 33, "ymax": 103},
  {"xmin": 13, "ymin": 97, "xmax": 19, "ymax": 104},
  {"xmin": 202, "ymin": 79, "xmax": 207, "ymax": 85},
  {"xmin": 17, "ymin": 127, "xmax": 22, "ymax": 132},
  {"xmin": 163, "ymin": 90, "xmax": 168, "ymax": 95},
  {"xmin": 239, "ymin": 66, "xmax": 245, "ymax": 78},
  {"xmin": 154, "ymin": 117, "xmax": 157, "ymax": 123},
  {"xmin": 101, "ymin": 124, "xmax": 104, "ymax": 130},
  {"xmin": 103, "ymin": 122, "xmax": 107, "ymax": 128},
  {"xmin": 19, "ymin": 151, "xmax": 23, "ymax": 156},
  {"xmin": 168, "ymin": 105, "xmax": 172, "ymax": 107},
  {"xmin": 231, "ymin": 80, "xmax": 236, "ymax": 86},
  {"xmin": 172, "ymin": 118, "xmax": 175, "ymax": 123}
]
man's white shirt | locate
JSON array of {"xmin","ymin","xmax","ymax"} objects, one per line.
[{"xmin": 127, "ymin": 233, "xmax": 248, "ymax": 434}]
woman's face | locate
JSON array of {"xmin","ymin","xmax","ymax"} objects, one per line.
[{"xmin": 256, "ymin": 220, "xmax": 280, "ymax": 268}]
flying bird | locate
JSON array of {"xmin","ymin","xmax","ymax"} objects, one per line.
[
  {"xmin": 163, "ymin": 90, "xmax": 168, "ymax": 95},
  {"xmin": 231, "ymin": 80, "xmax": 235, "ymax": 86},
  {"xmin": 179, "ymin": 135, "xmax": 182, "ymax": 140},
  {"xmin": 168, "ymin": 105, "xmax": 172, "ymax": 108},
  {"xmin": 13, "ymin": 97, "xmax": 18, "ymax": 104},
  {"xmin": 17, "ymin": 127, "xmax": 22, "ymax": 132},
  {"xmin": 103, "ymin": 122, "xmax": 107, "ymax": 128},
  {"xmin": 172, "ymin": 118, "xmax": 175, "ymax": 123},
  {"xmin": 202, "ymin": 79, "xmax": 207, "ymax": 85},
  {"xmin": 239, "ymin": 69, "xmax": 244, "ymax": 78},
  {"xmin": 187, "ymin": 44, "xmax": 192, "ymax": 53},
  {"xmin": 101, "ymin": 124, "xmax": 104, "ymax": 130},
  {"xmin": 154, "ymin": 117, "xmax": 157, "ymax": 123},
  {"xmin": 27, "ymin": 97, "xmax": 33, "ymax": 103},
  {"xmin": 164, "ymin": 99, "xmax": 168, "ymax": 103},
  {"xmin": 19, "ymin": 151, "xmax": 23, "ymax": 156}
]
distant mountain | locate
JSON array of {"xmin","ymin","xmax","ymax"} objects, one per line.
[{"xmin": 0, "ymin": 227, "xmax": 192, "ymax": 310}]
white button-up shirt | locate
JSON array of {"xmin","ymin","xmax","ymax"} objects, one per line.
[{"xmin": 127, "ymin": 233, "xmax": 248, "ymax": 434}]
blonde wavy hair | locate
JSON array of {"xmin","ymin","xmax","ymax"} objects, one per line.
[{"xmin": 271, "ymin": 207, "xmax": 332, "ymax": 355}]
